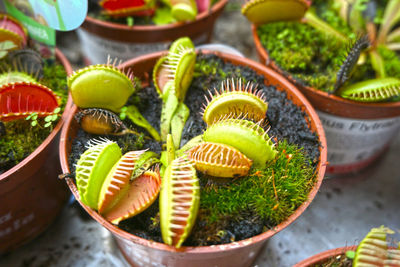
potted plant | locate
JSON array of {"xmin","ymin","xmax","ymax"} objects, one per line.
[
  {"xmin": 243, "ymin": 0, "xmax": 400, "ymax": 176},
  {"xmin": 293, "ymin": 226, "xmax": 400, "ymax": 267},
  {"xmin": 77, "ymin": 0, "xmax": 228, "ymax": 64},
  {"xmin": 0, "ymin": 14, "xmax": 72, "ymax": 253},
  {"xmin": 59, "ymin": 37, "xmax": 326, "ymax": 267}
]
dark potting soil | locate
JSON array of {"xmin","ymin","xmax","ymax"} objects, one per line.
[{"xmin": 69, "ymin": 53, "xmax": 320, "ymax": 246}]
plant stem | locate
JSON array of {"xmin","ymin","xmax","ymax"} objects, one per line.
[
  {"xmin": 369, "ymin": 50, "xmax": 386, "ymax": 78},
  {"xmin": 304, "ymin": 10, "xmax": 349, "ymax": 43},
  {"xmin": 125, "ymin": 105, "xmax": 161, "ymax": 141}
]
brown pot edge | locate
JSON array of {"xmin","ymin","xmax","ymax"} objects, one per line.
[
  {"xmin": 293, "ymin": 246, "xmax": 357, "ymax": 267},
  {"xmin": 59, "ymin": 50, "xmax": 327, "ymax": 254}
]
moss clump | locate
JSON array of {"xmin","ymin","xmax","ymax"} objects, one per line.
[
  {"xmin": 0, "ymin": 62, "xmax": 68, "ymax": 174},
  {"xmin": 258, "ymin": 21, "xmax": 347, "ymax": 91},
  {"xmin": 199, "ymin": 140, "xmax": 316, "ymax": 226},
  {"xmin": 257, "ymin": 1, "xmax": 400, "ymax": 92}
]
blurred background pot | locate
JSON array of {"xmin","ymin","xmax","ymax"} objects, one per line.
[
  {"xmin": 0, "ymin": 49, "xmax": 72, "ymax": 254},
  {"xmin": 252, "ymin": 25, "xmax": 400, "ymax": 177},
  {"xmin": 59, "ymin": 50, "xmax": 327, "ymax": 267},
  {"xmin": 293, "ymin": 246, "xmax": 356, "ymax": 267},
  {"xmin": 77, "ymin": 0, "xmax": 228, "ymax": 65}
]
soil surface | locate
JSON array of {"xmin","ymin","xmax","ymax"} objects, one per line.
[{"xmin": 68, "ymin": 53, "xmax": 320, "ymax": 246}]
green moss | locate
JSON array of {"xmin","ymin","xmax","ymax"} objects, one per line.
[
  {"xmin": 199, "ymin": 140, "xmax": 316, "ymax": 226},
  {"xmin": 0, "ymin": 120, "xmax": 52, "ymax": 173},
  {"xmin": 0, "ymin": 62, "xmax": 68, "ymax": 174},
  {"xmin": 258, "ymin": 21, "xmax": 346, "ymax": 91}
]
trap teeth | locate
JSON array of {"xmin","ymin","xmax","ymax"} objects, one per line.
[
  {"xmin": 98, "ymin": 150, "xmax": 146, "ymax": 214},
  {"xmin": 68, "ymin": 64, "xmax": 135, "ymax": 113},
  {"xmin": 75, "ymin": 139, "xmax": 122, "ymax": 209},
  {"xmin": 187, "ymin": 142, "xmax": 252, "ymax": 178},
  {"xmin": 104, "ymin": 169, "xmax": 161, "ymax": 224},
  {"xmin": 241, "ymin": 0, "xmax": 310, "ymax": 25},
  {"xmin": 160, "ymin": 156, "xmax": 200, "ymax": 248},
  {"xmin": 0, "ymin": 82, "xmax": 60, "ymax": 121},
  {"xmin": 202, "ymin": 78, "xmax": 268, "ymax": 125}
]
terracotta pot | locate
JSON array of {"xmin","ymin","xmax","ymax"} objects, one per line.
[
  {"xmin": 252, "ymin": 24, "xmax": 400, "ymax": 176},
  {"xmin": 59, "ymin": 50, "xmax": 327, "ymax": 267},
  {"xmin": 293, "ymin": 246, "xmax": 357, "ymax": 267},
  {"xmin": 0, "ymin": 49, "xmax": 72, "ymax": 254},
  {"xmin": 77, "ymin": 0, "xmax": 228, "ymax": 64}
]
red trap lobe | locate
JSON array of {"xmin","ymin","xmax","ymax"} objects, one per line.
[{"xmin": 0, "ymin": 82, "xmax": 60, "ymax": 121}]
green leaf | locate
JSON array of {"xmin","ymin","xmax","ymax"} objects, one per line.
[
  {"xmin": 31, "ymin": 121, "xmax": 37, "ymax": 127},
  {"xmin": 125, "ymin": 104, "xmax": 161, "ymax": 141},
  {"xmin": 370, "ymin": 50, "xmax": 386, "ymax": 78},
  {"xmin": 160, "ymin": 84, "xmax": 179, "ymax": 142},
  {"xmin": 44, "ymin": 116, "xmax": 52, "ymax": 122},
  {"xmin": 152, "ymin": 7, "xmax": 176, "ymax": 25},
  {"xmin": 377, "ymin": 0, "xmax": 400, "ymax": 44},
  {"xmin": 166, "ymin": 134, "xmax": 175, "ymax": 166},
  {"xmin": 53, "ymin": 107, "xmax": 61, "ymax": 114},
  {"xmin": 171, "ymin": 103, "xmax": 189, "ymax": 149},
  {"xmin": 44, "ymin": 122, "xmax": 52, "ymax": 128},
  {"xmin": 304, "ymin": 10, "xmax": 349, "ymax": 43},
  {"xmin": 127, "ymin": 16, "xmax": 134, "ymax": 26},
  {"xmin": 32, "ymin": 114, "xmax": 38, "ymax": 120},
  {"xmin": 346, "ymin": 250, "xmax": 355, "ymax": 259},
  {"xmin": 0, "ymin": 51, "xmax": 8, "ymax": 59},
  {"xmin": 0, "ymin": 40, "xmax": 17, "ymax": 51},
  {"xmin": 51, "ymin": 114, "xmax": 58, "ymax": 121}
]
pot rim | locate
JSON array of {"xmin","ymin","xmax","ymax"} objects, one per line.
[
  {"xmin": 0, "ymin": 49, "xmax": 73, "ymax": 181},
  {"xmin": 59, "ymin": 50, "xmax": 327, "ymax": 253},
  {"xmin": 85, "ymin": 0, "xmax": 228, "ymax": 32},
  {"xmin": 293, "ymin": 246, "xmax": 357, "ymax": 267},
  {"xmin": 251, "ymin": 24, "xmax": 400, "ymax": 118}
]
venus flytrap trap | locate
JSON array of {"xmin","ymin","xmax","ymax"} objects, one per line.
[
  {"xmin": 201, "ymin": 78, "xmax": 268, "ymax": 125},
  {"xmin": 160, "ymin": 155, "xmax": 200, "ymax": 248},
  {"xmin": 0, "ymin": 82, "xmax": 60, "ymax": 121},
  {"xmin": 353, "ymin": 226, "xmax": 400, "ymax": 267},
  {"xmin": 68, "ymin": 58, "xmax": 160, "ymax": 141},
  {"xmin": 242, "ymin": 0, "xmax": 310, "ymax": 25},
  {"xmin": 99, "ymin": 0, "xmax": 156, "ymax": 18},
  {"xmin": 75, "ymin": 138, "xmax": 161, "ymax": 224}
]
